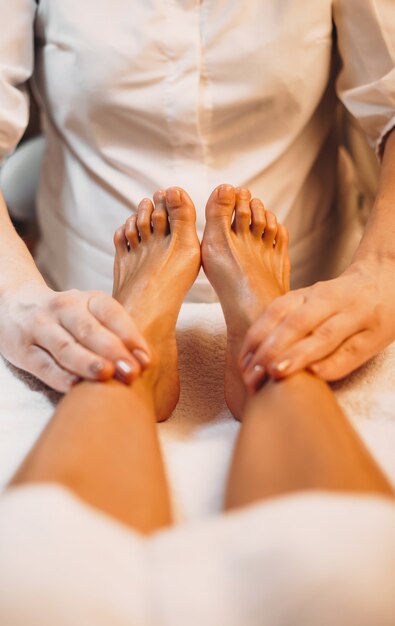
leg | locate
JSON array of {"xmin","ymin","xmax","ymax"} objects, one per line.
[
  {"xmin": 10, "ymin": 187, "xmax": 201, "ymax": 533},
  {"xmin": 225, "ymin": 372, "xmax": 394, "ymax": 510},
  {"xmin": 201, "ymin": 185, "xmax": 394, "ymax": 510},
  {"xmin": 11, "ymin": 378, "xmax": 172, "ymax": 533}
]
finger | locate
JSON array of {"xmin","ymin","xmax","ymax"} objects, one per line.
[
  {"xmin": 243, "ymin": 362, "xmax": 267, "ymax": 392},
  {"xmin": 58, "ymin": 299, "xmax": 148, "ymax": 383},
  {"xmin": 242, "ymin": 341, "xmax": 271, "ymax": 391},
  {"xmin": 239, "ymin": 290, "xmax": 307, "ymax": 366},
  {"xmin": 245, "ymin": 285, "xmax": 348, "ymax": 369},
  {"xmin": 26, "ymin": 345, "xmax": 79, "ymax": 393},
  {"xmin": 267, "ymin": 313, "xmax": 361, "ymax": 379},
  {"xmin": 34, "ymin": 324, "xmax": 116, "ymax": 382},
  {"xmin": 309, "ymin": 330, "xmax": 377, "ymax": 382},
  {"xmin": 87, "ymin": 293, "xmax": 152, "ymax": 367}
]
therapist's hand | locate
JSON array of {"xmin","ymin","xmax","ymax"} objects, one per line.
[
  {"xmin": 0, "ymin": 282, "xmax": 152, "ymax": 392},
  {"xmin": 239, "ymin": 257, "xmax": 395, "ymax": 388}
]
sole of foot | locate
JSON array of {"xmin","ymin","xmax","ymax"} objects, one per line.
[
  {"xmin": 202, "ymin": 184, "xmax": 291, "ymax": 421},
  {"xmin": 113, "ymin": 187, "xmax": 201, "ymax": 422}
]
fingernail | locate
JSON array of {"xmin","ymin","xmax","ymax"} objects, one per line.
[
  {"xmin": 273, "ymin": 359, "xmax": 292, "ymax": 374},
  {"xmin": 89, "ymin": 361, "xmax": 106, "ymax": 378},
  {"xmin": 241, "ymin": 352, "xmax": 254, "ymax": 370},
  {"xmin": 244, "ymin": 364, "xmax": 265, "ymax": 387},
  {"xmin": 115, "ymin": 359, "xmax": 136, "ymax": 384},
  {"xmin": 132, "ymin": 349, "xmax": 151, "ymax": 369}
]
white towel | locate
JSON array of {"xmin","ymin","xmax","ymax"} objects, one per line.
[
  {"xmin": 1, "ymin": 302, "xmax": 395, "ymax": 516},
  {"xmin": 1, "ymin": 485, "xmax": 395, "ymax": 626},
  {"xmin": 1, "ymin": 302, "xmax": 395, "ymax": 625}
]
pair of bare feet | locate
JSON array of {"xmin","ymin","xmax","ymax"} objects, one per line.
[{"xmin": 113, "ymin": 185, "xmax": 290, "ymax": 422}]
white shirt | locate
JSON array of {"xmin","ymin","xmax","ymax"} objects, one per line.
[{"xmin": 1, "ymin": 0, "xmax": 394, "ymax": 300}]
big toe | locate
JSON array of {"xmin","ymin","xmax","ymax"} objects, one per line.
[
  {"xmin": 165, "ymin": 187, "xmax": 197, "ymax": 225},
  {"xmin": 205, "ymin": 184, "xmax": 236, "ymax": 225}
]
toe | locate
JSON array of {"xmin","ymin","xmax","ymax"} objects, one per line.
[
  {"xmin": 152, "ymin": 189, "xmax": 170, "ymax": 237},
  {"xmin": 125, "ymin": 215, "xmax": 139, "ymax": 249},
  {"xmin": 276, "ymin": 224, "xmax": 289, "ymax": 252},
  {"xmin": 165, "ymin": 186, "xmax": 197, "ymax": 226},
  {"xmin": 234, "ymin": 187, "xmax": 252, "ymax": 235},
  {"xmin": 276, "ymin": 224, "xmax": 291, "ymax": 291},
  {"xmin": 205, "ymin": 184, "xmax": 236, "ymax": 226},
  {"xmin": 263, "ymin": 210, "xmax": 278, "ymax": 247},
  {"xmin": 137, "ymin": 198, "xmax": 154, "ymax": 242},
  {"xmin": 250, "ymin": 198, "xmax": 266, "ymax": 238},
  {"xmin": 114, "ymin": 225, "xmax": 127, "ymax": 255}
]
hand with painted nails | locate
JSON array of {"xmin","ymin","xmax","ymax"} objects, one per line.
[
  {"xmin": 0, "ymin": 281, "xmax": 152, "ymax": 393},
  {"xmin": 239, "ymin": 257, "xmax": 395, "ymax": 386}
]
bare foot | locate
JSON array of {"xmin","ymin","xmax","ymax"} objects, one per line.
[
  {"xmin": 202, "ymin": 184, "xmax": 290, "ymax": 421},
  {"xmin": 113, "ymin": 187, "xmax": 201, "ymax": 421}
]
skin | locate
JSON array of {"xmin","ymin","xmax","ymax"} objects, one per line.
[
  {"xmin": 0, "ymin": 192, "xmax": 152, "ymax": 391},
  {"xmin": 10, "ymin": 186, "xmax": 393, "ymax": 537},
  {"xmin": 201, "ymin": 184, "xmax": 290, "ymax": 420},
  {"xmin": 0, "ymin": 129, "xmax": 394, "ymax": 391},
  {"xmin": 239, "ymin": 128, "xmax": 395, "ymax": 389}
]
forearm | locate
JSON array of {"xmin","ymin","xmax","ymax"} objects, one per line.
[
  {"xmin": 351, "ymin": 128, "xmax": 395, "ymax": 266},
  {"xmin": 0, "ymin": 189, "xmax": 46, "ymax": 291}
]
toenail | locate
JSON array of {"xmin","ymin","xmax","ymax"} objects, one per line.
[
  {"xmin": 115, "ymin": 359, "xmax": 136, "ymax": 384},
  {"xmin": 155, "ymin": 190, "xmax": 166, "ymax": 203},
  {"xmin": 218, "ymin": 185, "xmax": 234, "ymax": 201},
  {"xmin": 132, "ymin": 349, "xmax": 151, "ymax": 369},
  {"xmin": 167, "ymin": 188, "xmax": 181, "ymax": 204},
  {"xmin": 238, "ymin": 188, "xmax": 250, "ymax": 199}
]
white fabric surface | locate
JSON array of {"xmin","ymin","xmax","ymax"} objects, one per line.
[
  {"xmin": 1, "ymin": 303, "xmax": 395, "ymax": 624},
  {"xmin": 1, "ymin": 0, "xmax": 395, "ymax": 295},
  {"xmin": 2, "ymin": 486, "xmax": 395, "ymax": 626}
]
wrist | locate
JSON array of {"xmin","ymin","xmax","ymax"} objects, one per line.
[
  {"xmin": 0, "ymin": 275, "xmax": 50, "ymax": 304},
  {"xmin": 350, "ymin": 243, "xmax": 395, "ymax": 268},
  {"xmin": 343, "ymin": 253, "xmax": 395, "ymax": 282}
]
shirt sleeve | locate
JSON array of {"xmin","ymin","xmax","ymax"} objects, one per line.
[
  {"xmin": 333, "ymin": 0, "xmax": 395, "ymax": 159},
  {"xmin": 0, "ymin": 0, "xmax": 36, "ymax": 166}
]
